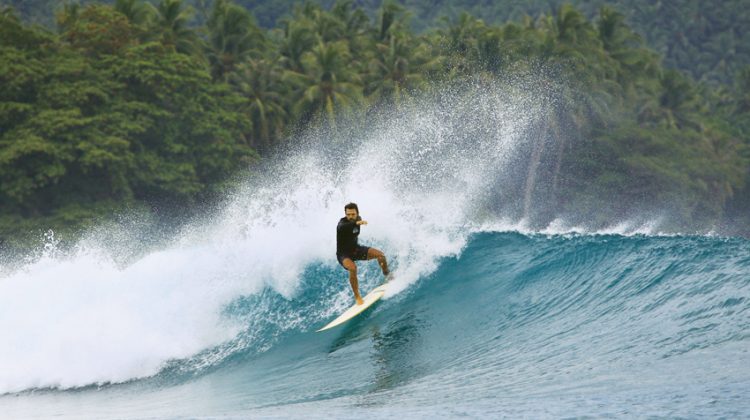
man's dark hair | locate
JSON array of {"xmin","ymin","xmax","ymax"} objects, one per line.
[{"xmin": 344, "ymin": 202, "xmax": 359, "ymax": 213}]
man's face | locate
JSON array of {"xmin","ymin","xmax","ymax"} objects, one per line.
[{"xmin": 345, "ymin": 208, "xmax": 358, "ymax": 222}]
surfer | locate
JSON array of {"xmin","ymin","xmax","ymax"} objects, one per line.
[{"xmin": 336, "ymin": 203, "xmax": 391, "ymax": 305}]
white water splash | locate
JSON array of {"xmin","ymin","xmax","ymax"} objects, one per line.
[{"xmin": 0, "ymin": 78, "xmax": 545, "ymax": 393}]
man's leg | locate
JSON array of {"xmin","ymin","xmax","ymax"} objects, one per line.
[
  {"xmin": 367, "ymin": 247, "xmax": 390, "ymax": 277},
  {"xmin": 342, "ymin": 258, "xmax": 364, "ymax": 305}
]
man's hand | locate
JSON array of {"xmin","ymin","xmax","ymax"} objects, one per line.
[{"xmin": 356, "ymin": 220, "xmax": 368, "ymax": 225}]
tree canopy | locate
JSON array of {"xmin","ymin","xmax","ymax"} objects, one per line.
[{"xmin": 1, "ymin": 0, "xmax": 749, "ymax": 252}]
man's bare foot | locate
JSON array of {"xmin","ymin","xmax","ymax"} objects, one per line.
[
  {"xmin": 356, "ymin": 296, "xmax": 364, "ymax": 305},
  {"xmin": 384, "ymin": 272, "xmax": 394, "ymax": 282}
]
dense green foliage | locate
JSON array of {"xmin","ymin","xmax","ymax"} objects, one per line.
[
  {"xmin": 188, "ymin": 0, "xmax": 750, "ymax": 85},
  {"xmin": 1, "ymin": 0, "xmax": 749, "ymax": 252},
  {"xmin": 0, "ymin": 3, "xmax": 256, "ymax": 249},
  {"xmin": 396, "ymin": 0, "xmax": 750, "ymax": 85},
  {"xmin": 5, "ymin": 0, "xmax": 750, "ymax": 85}
]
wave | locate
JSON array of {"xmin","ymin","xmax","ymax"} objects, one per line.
[
  {"xmin": 0, "ymin": 77, "xmax": 543, "ymax": 393},
  {"xmin": 2, "ymin": 232, "xmax": 749, "ymax": 419}
]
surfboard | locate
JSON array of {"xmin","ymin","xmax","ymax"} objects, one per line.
[{"xmin": 317, "ymin": 283, "xmax": 389, "ymax": 332}]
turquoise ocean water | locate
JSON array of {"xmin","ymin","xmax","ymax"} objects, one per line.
[{"xmin": 1, "ymin": 232, "xmax": 749, "ymax": 418}]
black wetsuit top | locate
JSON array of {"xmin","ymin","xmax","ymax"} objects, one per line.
[{"xmin": 336, "ymin": 216, "xmax": 361, "ymax": 255}]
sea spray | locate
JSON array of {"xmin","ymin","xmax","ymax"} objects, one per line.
[{"xmin": 0, "ymin": 75, "xmax": 591, "ymax": 393}]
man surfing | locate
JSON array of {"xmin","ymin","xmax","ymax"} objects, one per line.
[{"xmin": 336, "ymin": 202, "xmax": 391, "ymax": 305}]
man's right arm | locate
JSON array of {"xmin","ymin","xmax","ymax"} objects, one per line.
[
  {"xmin": 337, "ymin": 218, "xmax": 357, "ymax": 231},
  {"xmin": 338, "ymin": 216, "xmax": 364, "ymax": 231}
]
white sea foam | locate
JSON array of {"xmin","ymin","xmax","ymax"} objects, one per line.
[
  {"xmin": 0, "ymin": 78, "xmax": 545, "ymax": 393},
  {"xmin": 475, "ymin": 217, "xmax": 667, "ymax": 237}
]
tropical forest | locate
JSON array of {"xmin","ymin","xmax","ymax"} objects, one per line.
[{"xmin": 1, "ymin": 0, "xmax": 750, "ymax": 254}]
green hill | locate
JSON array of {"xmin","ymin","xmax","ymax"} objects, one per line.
[
  {"xmin": 3, "ymin": 0, "xmax": 750, "ymax": 84},
  {"xmin": 1, "ymin": 0, "xmax": 749, "ymax": 252}
]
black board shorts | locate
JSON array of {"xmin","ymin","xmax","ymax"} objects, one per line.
[{"xmin": 336, "ymin": 245, "xmax": 370, "ymax": 268}]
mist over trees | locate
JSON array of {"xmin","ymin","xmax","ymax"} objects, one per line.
[{"xmin": 1, "ymin": 0, "xmax": 749, "ymax": 252}]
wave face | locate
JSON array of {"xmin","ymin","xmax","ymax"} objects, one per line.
[{"xmin": 1, "ymin": 80, "xmax": 749, "ymax": 418}]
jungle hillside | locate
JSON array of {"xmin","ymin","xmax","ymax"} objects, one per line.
[{"xmin": 1, "ymin": 0, "xmax": 749, "ymax": 254}]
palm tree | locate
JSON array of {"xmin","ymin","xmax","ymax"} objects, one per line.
[
  {"xmin": 114, "ymin": 0, "xmax": 152, "ymax": 26},
  {"xmin": 284, "ymin": 40, "xmax": 363, "ymax": 129},
  {"xmin": 331, "ymin": 0, "xmax": 370, "ymax": 43},
  {"xmin": 638, "ymin": 69, "xmax": 700, "ymax": 130},
  {"xmin": 366, "ymin": 33, "xmax": 411, "ymax": 104},
  {"xmin": 206, "ymin": 0, "xmax": 265, "ymax": 80},
  {"xmin": 496, "ymin": 17, "xmax": 546, "ymax": 67},
  {"xmin": 366, "ymin": 31, "xmax": 438, "ymax": 106},
  {"xmin": 290, "ymin": 2, "xmax": 343, "ymax": 43},
  {"xmin": 438, "ymin": 12, "xmax": 489, "ymax": 76},
  {"xmin": 535, "ymin": 5, "xmax": 613, "ymax": 84},
  {"xmin": 377, "ymin": 0, "xmax": 409, "ymax": 42},
  {"xmin": 148, "ymin": 0, "xmax": 201, "ymax": 55},
  {"xmin": 597, "ymin": 6, "xmax": 659, "ymax": 94},
  {"xmin": 554, "ymin": 4, "xmax": 598, "ymax": 47},
  {"xmin": 230, "ymin": 56, "xmax": 289, "ymax": 152},
  {"xmin": 55, "ymin": 3, "xmax": 80, "ymax": 34},
  {"xmin": 277, "ymin": 18, "xmax": 316, "ymax": 72}
]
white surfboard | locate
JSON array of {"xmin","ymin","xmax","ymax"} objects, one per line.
[{"xmin": 317, "ymin": 283, "xmax": 389, "ymax": 332}]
